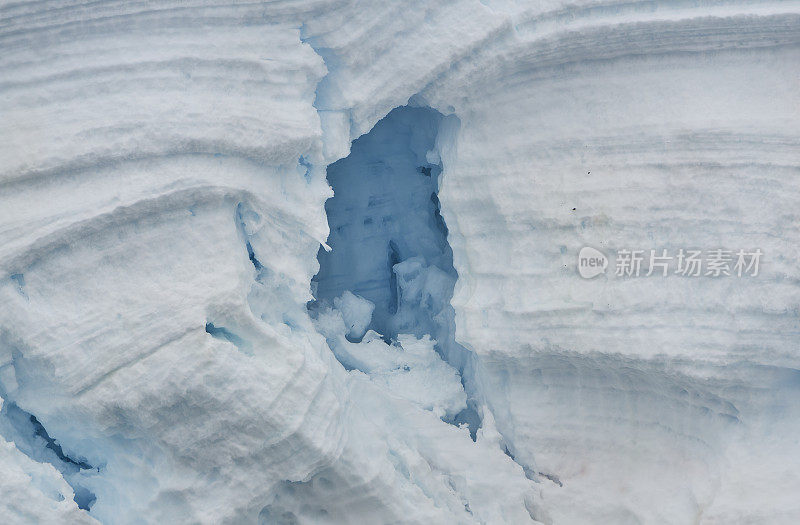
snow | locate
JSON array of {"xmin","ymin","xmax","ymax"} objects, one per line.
[{"xmin": 1, "ymin": 0, "xmax": 798, "ymax": 523}]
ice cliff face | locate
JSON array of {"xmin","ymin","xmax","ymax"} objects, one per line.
[{"xmin": 1, "ymin": 1, "xmax": 798, "ymax": 524}]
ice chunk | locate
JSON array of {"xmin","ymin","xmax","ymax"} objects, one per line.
[
  {"xmin": 333, "ymin": 291, "xmax": 375, "ymax": 341},
  {"xmin": 315, "ymin": 300, "xmax": 467, "ymax": 418}
]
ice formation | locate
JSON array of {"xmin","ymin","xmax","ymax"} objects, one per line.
[{"xmin": 1, "ymin": 0, "xmax": 798, "ymax": 524}]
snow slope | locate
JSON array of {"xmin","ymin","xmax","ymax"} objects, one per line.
[{"xmin": 1, "ymin": 0, "xmax": 798, "ymax": 523}]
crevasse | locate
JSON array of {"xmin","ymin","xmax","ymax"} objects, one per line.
[{"xmin": 309, "ymin": 105, "xmax": 482, "ymax": 434}]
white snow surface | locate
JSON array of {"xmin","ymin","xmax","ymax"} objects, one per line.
[{"xmin": 1, "ymin": 1, "xmax": 799, "ymax": 524}]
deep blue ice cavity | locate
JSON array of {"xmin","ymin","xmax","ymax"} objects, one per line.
[
  {"xmin": 310, "ymin": 105, "xmax": 480, "ymax": 435},
  {"xmin": 311, "ymin": 106, "xmax": 453, "ymax": 340}
]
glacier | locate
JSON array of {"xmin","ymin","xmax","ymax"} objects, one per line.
[{"xmin": 1, "ymin": 0, "xmax": 799, "ymax": 524}]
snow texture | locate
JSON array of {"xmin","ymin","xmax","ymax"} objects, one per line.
[{"xmin": 1, "ymin": 0, "xmax": 798, "ymax": 524}]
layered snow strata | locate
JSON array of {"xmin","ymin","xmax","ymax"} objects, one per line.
[
  {"xmin": 1, "ymin": 0, "xmax": 798, "ymax": 523},
  {"xmin": 415, "ymin": 5, "xmax": 800, "ymax": 523}
]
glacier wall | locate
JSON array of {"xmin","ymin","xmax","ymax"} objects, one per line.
[{"xmin": 1, "ymin": 0, "xmax": 798, "ymax": 523}]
